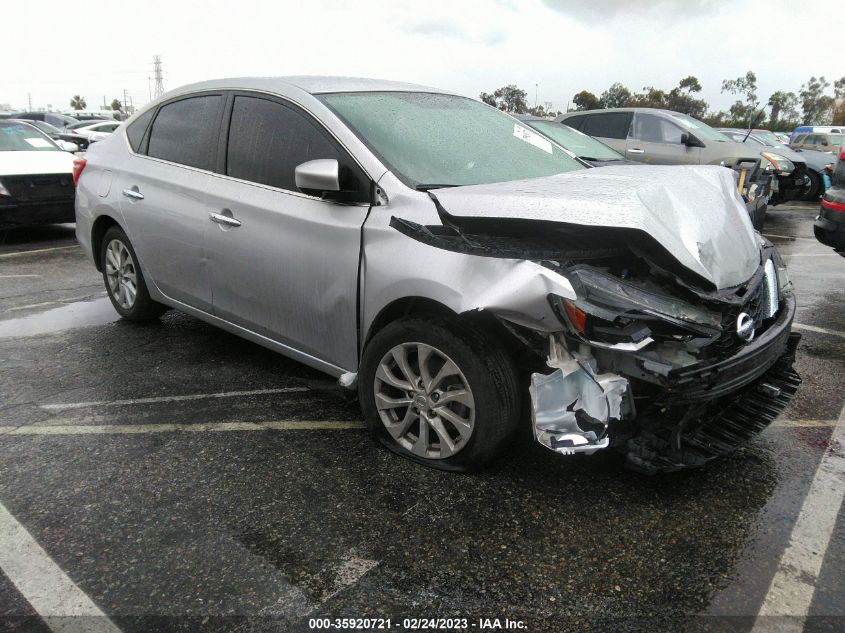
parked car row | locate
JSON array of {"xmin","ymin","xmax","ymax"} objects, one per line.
[
  {"xmin": 557, "ymin": 108, "xmax": 809, "ymax": 208},
  {"xmin": 717, "ymin": 128, "xmax": 834, "ymax": 201}
]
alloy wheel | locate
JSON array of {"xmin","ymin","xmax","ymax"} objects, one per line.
[
  {"xmin": 373, "ymin": 342, "xmax": 475, "ymax": 459},
  {"xmin": 105, "ymin": 238, "xmax": 138, "ymax": 310}
]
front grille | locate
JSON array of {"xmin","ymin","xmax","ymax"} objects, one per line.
[
  {"xmin": 2, "ymin": 174, "xmax": 74, "ymax": 202},
  {"xmin": 711, "ymin": 260, "xmax": 779, "ymax": 358}
]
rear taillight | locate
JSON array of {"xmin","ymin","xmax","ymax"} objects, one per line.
[
  {"xmin": 821, "ymin": 199, "xmax": 845, "ymax": 212},
  {"xmin": 839, "ymin": 148, "xmax": 845, "ymax": 161},
  {"xmin": 72, "ymin": 157, "xmax": 87, "ymax": 186}
]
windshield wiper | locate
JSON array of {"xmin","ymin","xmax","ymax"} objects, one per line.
[{"xmin": 415, "ymin": 183, "xmax": 459, "ymax": 191}]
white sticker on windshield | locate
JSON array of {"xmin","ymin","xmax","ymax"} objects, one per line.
[
  {"xmin": 513, "ymin": 124, "xmax": 553, "ymax": 154},
  {"xmin": 25, "ymin": 138, "xmax": 52, "ymax": 148}
]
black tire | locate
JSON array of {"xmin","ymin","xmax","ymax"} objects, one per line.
[
  {"xmin": 751, "ymin": 202, "xmax": 767, "ymax": 231},
  {"xmin": 359, "ymin": 316, "xmax": 521, "ymax": 472},
  {"xmin": 801, "ymin": 170, "xmax": 822, "ymax": 202},
  {"xmin": 100, "ymin": 225, "xmax": 167, "ymax": 321}
]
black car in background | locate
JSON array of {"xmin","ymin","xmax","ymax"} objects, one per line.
[
  {"xmin": 9, "ymin": 111, "xmax": 80, "ymax": 130},
  {"xmin": 814, "ymin": 150, "xmax": 845, "ymax": 255}
]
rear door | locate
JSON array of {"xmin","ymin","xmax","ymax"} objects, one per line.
[
  {"xmin": 203, "ymin": 92, "xmax": 372, "ymax": 370},
  {"xmin": 117, "ymin": 93, "xmax": 224, "ymax": 312},
  {"xmin": 626, "ymin": 112, "xmax": 701, "ymax": 164}
]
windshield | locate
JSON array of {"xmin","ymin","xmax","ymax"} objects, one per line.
[
  {"xmin": 827, "ymin": 134, "xmax": 845, "ymax": 145},
  {"xmin": 751, "ymin": 130, "xmax": 782, "ymax": 145},
  {"xmin": 667, "ymin": 113, "xmax": 732, "ymax": 142},
  {"xmin": 524, "ymin": 120, "xmax": 623, "ymax": 161},
  {"xmin": 318, "ymin": 92, "xmax": 584, "ymax": 188},
  {"xmin": 0, "ymin": 122, "xmax": 60, "ymax": 152}
]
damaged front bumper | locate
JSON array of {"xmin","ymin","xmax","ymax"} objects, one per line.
[{"xmin": 529, "ymin": 296, "xmax": 801, "ymax": 471}]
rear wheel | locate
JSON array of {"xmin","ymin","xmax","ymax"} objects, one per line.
[
  {"xmin": 359, "ymin": 316, "xmax": 521, "ymax": 472},
  {"xmin": 100, "ymin": 225, "xmax": 167, "ymax": 321}
]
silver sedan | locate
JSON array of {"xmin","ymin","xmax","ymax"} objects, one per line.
[{"xmin": 75, "ymin": 77, "xmax": 800, "ymax": 473}]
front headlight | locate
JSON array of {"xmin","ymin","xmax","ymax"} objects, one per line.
[
  {"xmin": 760, "ymin": 152, "xmax": 795, "ymax": 174},
  {"xmin": 0, "ymin": 180, "xmax": 10, "ymax": 197}
]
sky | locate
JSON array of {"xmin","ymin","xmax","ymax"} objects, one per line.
[{"xmin": 2, "ymin": 0, "xmax": 842, "ymax": 114}]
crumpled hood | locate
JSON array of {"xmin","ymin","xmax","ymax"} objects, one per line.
[{"xmin": 431, "ymin": 165, "xmax": 760, "ymax": 289}]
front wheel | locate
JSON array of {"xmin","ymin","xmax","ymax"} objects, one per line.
[
  {"xmin": 358, "ymin": 316, "xmax": 521, "ymax": 472},
  {"xmin": 100, "ymin": 225, "xmax": 167, "ymax": 321},
  {"xmin": 801, "ymin": 171, "xmax": 822, "ymax": 201}
]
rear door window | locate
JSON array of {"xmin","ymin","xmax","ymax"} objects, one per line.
[
  {"xmin": 147, "ymin": 95, "xmax": 223, "ymax": 170},
  {"xmin": 562, "ymin": 114, "xmax": 587, "ymax": 131},
  {"xmin": 126, "ymin": 109, "xmax": 155, "ymax": 153},
  {"xmin": 582, "ymin": 112, "xmax": 632, "ymax": 139},
  {"xmin": 225, "ymin": 94, "xmax": 367, "ymax": 201}
]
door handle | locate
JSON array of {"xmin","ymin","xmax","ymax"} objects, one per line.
[
  {"xmin": 122, "ymin": 188, "xmax": 144, "ymax": 200},
  {"xmin": 209, "ymin": 212, "xmax": 242, "ymax": 228},
  {"xmin": 627, "ymin": 148, "xmax": 645, "ymax": 154}
]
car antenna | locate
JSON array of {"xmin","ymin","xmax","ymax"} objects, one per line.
[{"xmin": 743, "ymin": 105, "xmax": 766, "ymax": 143}]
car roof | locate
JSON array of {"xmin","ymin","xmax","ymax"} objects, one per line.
[
  {"xmin": 561, "ymin": 107, "xmax": 683, "ymax": 116},
  {"xmin": 165, "ymin": 76, "xmax": 455, "ymax": 97}
]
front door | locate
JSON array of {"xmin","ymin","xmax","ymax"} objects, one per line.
[{"xmin": 204, "ymin": 93, "xmax": 372, "ymax": 371}]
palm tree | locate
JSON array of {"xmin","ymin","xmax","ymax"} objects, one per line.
[
  {"xmin": 110, "ymin": 99, "xmax": 123, "ymax": 112},
  {"xmin": 70, "ymin": 95, "xmax": 87, "ymax": 110}
]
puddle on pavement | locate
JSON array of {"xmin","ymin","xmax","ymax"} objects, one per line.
[{"xmin": 0, "ymin": 297, "xmax": 118, "ymax": 338}]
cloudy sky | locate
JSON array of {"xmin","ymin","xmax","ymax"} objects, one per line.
[{"xmin": 2, "ymin": 0, "xmax": 841, "ymax": 113}]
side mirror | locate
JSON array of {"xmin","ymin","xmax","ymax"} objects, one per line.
[
  {"xmin": 295, "ymin": 159, "xmax": 340, "ymax": 196},
  {"xmin": 56, "ymin": 140, "xmax": 79, "ymax": 152},
  {"xmin": 681, "ymin": 133, "xmax": 705, "ymax": 148}
]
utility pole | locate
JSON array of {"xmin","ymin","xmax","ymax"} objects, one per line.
[
  {"xmin": 148, "ymin": 77, "xmax": 152, "ymax": 101},
  {"xmin": 28, "ymin": 93, "xmax": 32, "ymax": 110},
  {"xmin": 153, "ymin": 55, "xmax": 165, "ymax": 98},
  {"xmin": 123, "ymin": 88, "xmax": 128, "ymax": 113},
  {"xmin": 535, "ymin": 83, "xmax": 538, "ymax": 109}
]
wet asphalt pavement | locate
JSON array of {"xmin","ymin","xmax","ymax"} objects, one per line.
[{"xmin": 0, "ymin": 204, "xmax": 843, "ymax": 633}]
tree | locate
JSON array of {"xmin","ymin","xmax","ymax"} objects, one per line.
[
  {"xmin": 479, "ymin": 92, "xmax": 497, "ymax": 107},
  {"xmin": 722, "ymin": 71, "xmax": 758, "ymax": 107},
  {"xmin": 479, "ymin": 85, "xmax": 529, "ymax": 113},
  {"xmin": 834, "ymin": 76, "xmax": 845, "ymax": 100},
  {"xmin": 70, "ymin": 95, "xmax": 87, "ymax": 110},
  {"xmin": 628, "ymin": 86, "xmax": 667, "ymax": 109},
  {"xmin": 677, "ymin": 75, "xmax": 702, "ymax": 94},
  {"xmin": 598, "ymin": 82, "xmax": 631, "ymax": 108},
  {"xmin": 110, "ymin": 99, "xmax": 123, "ymax": 112},
  {"xmin": 799, "ymin": 76, "xmax": 834, "ymax": 124},
  {"xmin": 767, "ymin": 91, "xmax": 799, "ymax": 127},
  {"xmin": 572, "ymin": 90, "xmax": 599, "ymax": 111}
]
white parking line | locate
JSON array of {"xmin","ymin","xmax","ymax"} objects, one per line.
[
  {"xmin": 0, "ymin": 420, "xmax": 365, "ymax": 435},
  {"xmin": 792, "ymin": 323, "xmax": 845, "ymax": 339},
  {"xmin": 39, "ymin": 387, "xmax": 311, "ymax": 411},
  {"xmin": 0, "ymin": 245, "xmax": 81, "ymax": 259},
  {"xmin": 0, "ymin": 274, "xmax": 42, "ymax": 278},
  {"xmin": 771, "ymin": 419, "xmax": 835, "ymax": 428},
  {"xmin": 762, "ymin": 234, "xmax": 817, "ymax": 241},
  {"xmin": 0, "ymin": 501, "xmax": 122, "ymax": 633},
  {"xmin": 751, "ymin": 401, "xmax": 845, "ymax": 632}
]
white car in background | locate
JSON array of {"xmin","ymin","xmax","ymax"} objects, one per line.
[
  {"xmin": 67, "ymin": 119, "xmax": 122, "ymax": 144},
  {"xmin": 0, "ymin": 120, "xmax": 77, "ymax": 227}
]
